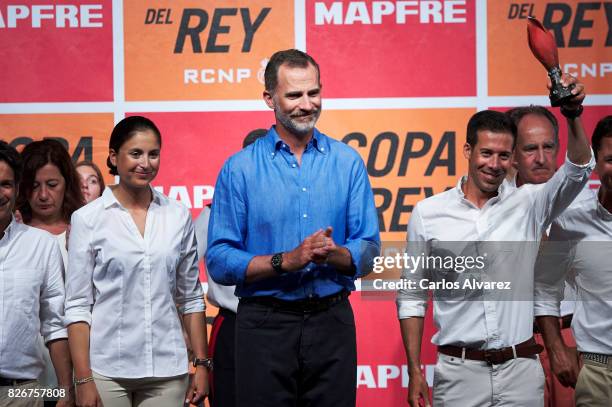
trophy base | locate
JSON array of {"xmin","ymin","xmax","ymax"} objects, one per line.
[{"xmin": 548, "ymin": 67, "xmax": 575, "ymax": 107}]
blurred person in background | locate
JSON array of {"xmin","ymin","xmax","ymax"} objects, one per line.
[{"xmin": 75, "ymin": 161, "xmax": 105, "ymax": 203}]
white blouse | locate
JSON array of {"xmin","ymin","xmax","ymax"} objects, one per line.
[{"xmin": 65, "ymin": 187, "xmax": 204, "ymax": 378}]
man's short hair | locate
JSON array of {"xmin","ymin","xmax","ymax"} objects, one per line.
[
  {"xmin": 506, "ymin": 105, "xmax": 559, "ymax": 149},
  {"xmin": 0, "ymin": 140, "xmax": 22, "ymax": 184},
  {"xmin": 466, "ymin": 110, "xmax": 517, "ymax": 148},
  {"xmin": 264, "ymin": 49, "xmax": 320, "ymax": 93},
  {"xmin": 243, "ymin": 129, "xmax": 267, "ymax": 148},
  {"xmin": 592, "ymin": 115, "xmax": 612, "ymax": 160}
]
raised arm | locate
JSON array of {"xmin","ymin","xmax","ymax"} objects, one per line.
[
  {"xmin": 557, "ymin": 74, "xmax": 590, "ymax": 165},
  {"xmin": 532, "ymin": 76, "xmax": 594, "ymax": 228}
]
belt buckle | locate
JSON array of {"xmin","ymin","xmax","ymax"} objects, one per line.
[{"xmin": 484, "ymin": 349, "xmax": 505, "ymax": 365}]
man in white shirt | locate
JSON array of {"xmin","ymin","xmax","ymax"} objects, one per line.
[
  {"xmin": 507, "ymin": 105, "xmax": 578, "ymax": 407},
  {"xmin": 0, "ymin": 141, "xmax": 73, "ymax": 407},
  {"xmin": 397, "ymin": 76, "xmax": 593, "ymax": 407},
  {"xmin": 535, "ymin": 115, "xmax": 612, "ymax": 407}
]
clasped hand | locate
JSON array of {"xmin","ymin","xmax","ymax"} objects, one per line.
[{"xmin": 284, "ymin": 227, "xmax": 336, "ymax": 271}]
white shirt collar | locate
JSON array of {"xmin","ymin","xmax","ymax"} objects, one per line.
[
  {"xmin": 102, "ymin": 186, "xmax": 164, "ymax": 209},
  {"xmin": 454, "ymin": 175, "xmax": 511, "ymax": 205}
]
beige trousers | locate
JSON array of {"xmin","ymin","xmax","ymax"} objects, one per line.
[
  {"xmin": 433, "ymin": 353, "xmax": 545, "ymax": 407},
  {"xmin": 0, "ymin": 380, "xmax": 44, "ymax": 407},
  {"xmin": 92, "ymin": 371, "xmax": 189, "ymax": 407},
  {"xmin": 575, "ymin": 357, "xmax": 612, "ymax": 407}
]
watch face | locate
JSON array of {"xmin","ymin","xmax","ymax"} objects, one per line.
[{"xmin": 272, "ymin": 253, "xmax": 283, "ymax": 269}]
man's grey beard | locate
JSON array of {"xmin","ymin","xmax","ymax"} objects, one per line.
[{"xmin": 275, "ymin": 107, "xmax": 321, "ymax": 137}]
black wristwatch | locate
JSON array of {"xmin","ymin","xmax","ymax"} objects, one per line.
[
  {"xmin": 271, "ymin": 252, "xmax": 286, "ymax": 274},
  {"xmin": 193, "ymin": 357, "xmax": 213, "ymax": 370}
]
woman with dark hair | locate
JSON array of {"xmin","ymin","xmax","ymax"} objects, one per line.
[
  {"xmin": 17, "ymin": 139, "xmax": 84, "ymax": 240},
  {"xmin": 75, "ymin": 161, "xmax": 105, "ymax": 203},
  {"xmin": 17, "ymin": 139, "xmax": 84, "ymax": 404},
  {"xmin": 65, "ymin": 116, "xmax": 209, "ymax": 407}
]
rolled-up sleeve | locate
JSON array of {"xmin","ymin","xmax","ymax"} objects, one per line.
[
  {"xmin": 206, "ymin": 159, "xmax": 255, "ymax": 286},
  {"xmin": 343, "ymin": 158, "xmax": 381, "ymax": 278},
  {"xmin": 176, "ymin": 209, "xmax": 205, "ymax": 314},
  {"xmin": 40, "ymin": 240, "xmax": 68, "ymax": 343},
  {"xmin": 534, "ymin": 223, "xmax": 574, "ymax": 317},
  {"xmin": 397, "ymin": 204, "xmax": 430, "ymax": 319},
  {"xmin": 65, "ymin": 211, "xmax": 94, "ymax": 326}
]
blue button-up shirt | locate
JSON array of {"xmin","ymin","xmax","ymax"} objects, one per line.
[{"xmin": 207, "ymin": 126, "xmax": 380, "ymax": 300}]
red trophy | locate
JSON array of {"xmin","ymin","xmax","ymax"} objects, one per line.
[{"xmin": 527, "ymin": 16, "xmax": 574, "ymax": 107}]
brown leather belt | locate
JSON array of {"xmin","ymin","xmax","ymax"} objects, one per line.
[{"xmin": 438, "ymin": 337, "xmax": 544, "ymax": 365}]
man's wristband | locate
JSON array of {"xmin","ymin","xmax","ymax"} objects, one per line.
[
  {"xmin": 73, "ymin": 376, "xmax": 94, "ymax": 386},
  {"xmin": 560, "ymin": 104, "xmax": 583, "ymax": 119}
]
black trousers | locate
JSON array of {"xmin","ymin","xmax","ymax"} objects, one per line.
[
  {"xmin": 236, "ymin": 297, "xmax": 357, "ymax": 407},
  {"xmin": 209, "ymin": 308, "xmax": 236, "ymax": 407}
]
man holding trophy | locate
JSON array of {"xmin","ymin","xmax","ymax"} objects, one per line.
[{"xmin": 397, "ymin": 17, "xmax": 594, "ymax": 407}]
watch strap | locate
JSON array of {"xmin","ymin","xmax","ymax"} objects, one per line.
[
  {"xmin": 193, "ymin": 357, "xmax": 213, "ymax": 370},
  {"xmin": 271, "ymin": 252, "xmax": 286, "ymax": 274}
]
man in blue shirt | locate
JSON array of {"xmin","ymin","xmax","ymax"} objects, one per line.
[{"xmin": 207, "ymin": 49, "xmax": 380, "ymax": 407}]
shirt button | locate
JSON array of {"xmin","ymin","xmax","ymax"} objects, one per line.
[
  {"xmin": 302, "ymin": 187, "xmax": 307, "ymax": 192},
  {"xmin": 292, "ymin": 163, "xmax": 297, "ymax": 168},
  {"xmin": 303, "ymin": 214, "xmax": 308, "ymax": 218},
  {"xmin": 321, "ymin": 147, "xmax": 325, "ymax": 151}
]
